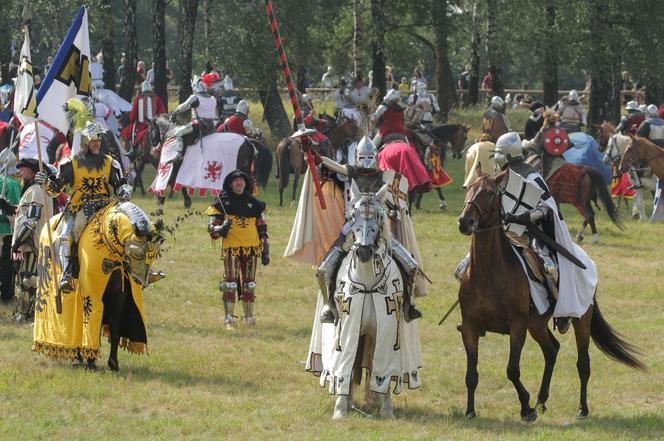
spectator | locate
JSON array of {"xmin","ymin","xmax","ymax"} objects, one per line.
[
  {"xmin": 44, "ymin": 56, "xmax": 53, "ymax": 76},
  {"xmin": 411, "ymin": 67, "xmax": 427, "ymax": 90},
  {"xmin": 223, "ymin": 72, "xmax": 233, "ymax": 90},
  {"xmin": 621, "ymin": 71, "xmax": 634, "ymax": 104},
  {"xmin": 481, "ymin": 71, "xmax": 492, "ymax": 90},
  {"xmin": 146, "ymin": 62, "xmax": 155, "ymax": 85},
  {"xmin": 385, "ymin": 65, "xmax": 396, "ymax": 89},
  {"xmin": 321, "ymin": 66, "xmax": 336, "ymax": 88},
  {"xmin": 398, "ymin": 77, "xmax": 410, "ymax": 103},
  {"xmin": 136, "ymin": 60, "xmax": 147, "ymax": 84},
  {"xmin": 117, "ymin": 56, "xmax": 126, "ymax": 84}
]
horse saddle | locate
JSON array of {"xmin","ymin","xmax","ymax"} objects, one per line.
[{"xmin": 505, "ymin": 231, "xmax": 546, "ymax": 285}]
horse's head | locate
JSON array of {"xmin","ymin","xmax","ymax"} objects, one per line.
[
  {"xmin": 149, "ymin": 114, "xmax": 172, "ymax": 148},
  {"xmin": 619, "ymin": 135, "xmax": 642, "ymax": 173},
  {"xmin": 458, "ymin": 163, "xmax": 506, "ymax": 235},
  {"xmin": 451, "ymin": 124, "xmax": 470, "ymax": 159},
  {"xmin": 595, "ymin": 121, "xmax": 615, "ymax": 151},
  {"xmin": 348, "ymin": 181, "xmax": 389, "ymax": 263}
]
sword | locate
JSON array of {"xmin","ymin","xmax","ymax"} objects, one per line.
[{"xmin": 528, "ymin": 225, "xmax": 587, "ymax": 270}]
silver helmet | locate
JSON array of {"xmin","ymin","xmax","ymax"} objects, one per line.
[
  {"xmin": 192, "ymin": 76, "xmax": 207, "ymax": 94},
  {"xmin": 355, "ymin": 136, "xmax": 378, "ymax": 170},
  {"xmin": 237, "ymin": 99, "xmax": 250, "ymax": 116},
  {"xmin": 490, "ymin": 95, "xmax": 505, "ymax": 111},
  {"xmin": 494, "ymin": 131, "xmax": 524, "ymax": 169},
  {"xmin": 384, "ymin": 89, "xmax": 400, "ymax": 103},
  {"xmin": 646, "ymin": 104, "xmax": 659, "ymax": 118}
]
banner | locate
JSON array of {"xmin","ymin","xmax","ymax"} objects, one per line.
[
  {"xmin": 35, "ymin": 6, "xmax": 91, "ymax": 133},
  {"xmin": 14, "ymin": 27, "xmax": 37, "ymax": 125}
]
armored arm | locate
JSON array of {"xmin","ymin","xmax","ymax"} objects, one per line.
[
  {"xmin": 109, "ymin": 159, "xmax": 131, "ymax": 201},
  {"xmin": 208, "ymin": 213, "xmax": 226, "ymax": 239},
  {"xmin": 522, "ymin": 130, "xmax": 543, "ymax": 155},
  {"xmin": 35, "ymin": 162, "xmax": 72, "ymax": 197},
  {"xmin": 320, "ymin": 156, "xmax": 348, "ymax": 176},
  {"xmin": 173, "ymin": 95, "xmax": 199, "ymax": 115},
  {"xmin": 504, "ymin": 201, "xmax": 551, "ymax": 225},
  {"xmin": 11, "ymin": 203, "xmax": 42, "ymax": 253},
  {"xmin": 257, "ymin": 215, "xmax": 269, "ymax": 265}
]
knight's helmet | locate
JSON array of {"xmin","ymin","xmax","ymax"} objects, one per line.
[
  {"xmin": 236, "ymin": 99, "xmax": 250, "ymax": 116},
  {"xmin": 192, "ymin": 76, "xmax": 207, "ymax": 94},
  {"xmin": 141, "ymin": 80, "xmax": 152, "ymax": 94},
  {"xmin": 80, "ymin": 121, "xmax": 106, "ymax": 151},
  {"xmin": 355, "ymin": 136, "xmax": 378, "ymax": 170},
  {"xmin": 384, "ymin": 89, "xmax": 400, "ymax": 103},
  {"xmin": 490, "ymin": 95, "xmax": 504, "ymax": 111},
  {"xmin": 415, "ymin": 81, "xmax": 426, "ymax": 96},
  {"xmin": 494, "ymin": 131, "xmax": 524, "ymax": 170},
  {"xmin": 568, "ymin": 89, "xmax": 579, "ymax": 103}
]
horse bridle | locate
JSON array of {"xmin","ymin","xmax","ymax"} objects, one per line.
[
  {"xmin": 463, "ymin": 183, "xmax": 503, "ymax": 233},
  {"xmin": 605, "ymin": 135, "xmax": 621, "ymax": 166}
]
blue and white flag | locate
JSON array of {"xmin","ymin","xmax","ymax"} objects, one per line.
[
  {"xmin": 35, "ymin": 5, "xmax": 91, "ymax": 133},
  {"xmin": 14, "ymin": 27, "xmax": 37, "ymax": 125}
]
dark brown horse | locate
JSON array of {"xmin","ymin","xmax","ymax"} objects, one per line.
[{"xmin": 457, "ymin": 168, "xmax": 644, "ymax": 421}]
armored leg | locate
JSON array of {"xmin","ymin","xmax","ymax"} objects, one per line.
[
  {"xmin": 58, "ymin": 214, "xmax": 76, "ymax": 293},
  {"xmin": 220, "ymin": 252, "xmax": 240, "ymax": 329},
  {"xmin": 238, "ymin": 253, "xmax": 258, "ymax": 325},
  {"xmin": 532, "ymin": 239, "xmax": 568, "ymax": 334},
  {"xmin": 390, "ymin": 238, "xmax": 421, "ymax": 322},
  {"xmin": 15, "ymin": 252, "xmax": 38, "ymax": 322},
  {"xmin": 454, "ymin": 253, "xmax": 471, "ymax": 282},
  {"xmin": 316, "ymin": 236, "xmax": 347, "ymax": 324},
  {"xmin": 171, "ymin": 123, "xmax": 194, "ymax": 163}
]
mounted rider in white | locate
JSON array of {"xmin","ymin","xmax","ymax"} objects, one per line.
[
  {"xmin": 636, "ymin": 104, "xmax": 664, "ymax": 148},
  {"xmin": 171, "ymin": 76, "xmax": 219, "ymax": 163},
  {"xmin": 407, "ymin": 82, "xmax": 440, "ymax": 127},
  {"xmin": 558, "ymin": 89, "xmax": 587, "ymax": 133}
]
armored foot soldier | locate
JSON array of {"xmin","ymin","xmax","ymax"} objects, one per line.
[
  {"xmin": 8, "ymin": 159, "xmax": 49, "ymax": 321},
  {"xmin": 0, "ymin": 163, "xmax": 21, "ymax": 303},
  {"xmin": 311, "ymin": 136, "xmax": 422, "ymax": 323},
  {"xmin": 207, "ymin": 170, "xmax": 269, "ymax": 329},
  {"xmin": 456, "ymin": 132, "xmax": 598, "ymax": 334},
  {"xmin": 35, "ymin": 122, "xmax": 131, "ymax": 292},
  {"xmin": 558, "ymin": 89, "xmax": 587, "ymax": 133},
  {"xmin": 171, "ymin": 77, "xmax": 219, "ymax": 163},
  {"xmin": 217, "ymin": 100, "xmax": 256, "ymax": 137},
  {"xmin": 480, "ymin": 96, "xmax": 511, "ymax": 142}
]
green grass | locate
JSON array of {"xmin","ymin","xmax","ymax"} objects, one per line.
[{"xmin": 1, "ymin": 107, "xmax": 664, "ymax": 440}]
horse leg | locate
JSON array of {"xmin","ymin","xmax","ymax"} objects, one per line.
[
  {"xmin": 379, "ymin": 392, "xmax": 395, "ymax": 419},
  {"xmin": 436, "ymin": 187, "xmax": 447, "ymax": 209},
  {"xmin": 576, "ymin": 219, "xmax": 588, "ymax": 243},
  {"xmin": 415, "ymin": 192, "xmax": 423, "ymax": 210},
  {"xmin": 333, "ymin": 395, "xmax": 350, "ymax": 420},
  {"xmin": 460, "ymin": 323, "xmax": 480, "ymax": 419},
  {"xmin": 408, "ymin": 191, "xmax": 417, "ymax": 213},
  {"xmin": 573, "ymin": 307, "xmax": 593, "ymax": 419},
  {"xmin": 181, "ymin": 187, "xmax": 192, "ymax": 209},
  {"xmin": 135, "ymin": 156, "xmax": 146, "ymax": 196},
  {"xmin": 507, "ymin": 323, "xmax": 537, "ymax": 422},
  {"xmin": 106, "ymin": 275, "xmax": 127, "ymax": 372},
  {"xmin": 291, "ymin": 171, "xmax": 300, "ymax": 208},
  {"xmin": 528, "ymin": 319, "xmax": 560, "ymax": 413},
  {"xmin": 589, "ymin": 216, "xmax": 599, "ymax": 244}
]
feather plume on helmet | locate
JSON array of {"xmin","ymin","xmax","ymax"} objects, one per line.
[{"xmin": 63, "ymin": 97, "xmax": 95, "ymax": 134}]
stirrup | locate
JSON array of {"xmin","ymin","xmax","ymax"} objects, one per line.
[
  {"xmin": 320, "ymin": 304, "xmax": 336, "ymax": 324},
  {"xmin": 59, "ymin": 275, "xmax": 75, "ymax": 293},
  {"xmin": 404, "ymin": 304, "xmax": 422, "ymax": 322},
  {"xmin": 555, "ymin": 317, "xmax": 570, "ymax": 334}
]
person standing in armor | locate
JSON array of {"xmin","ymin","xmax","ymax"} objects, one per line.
[
  {"xmin": 558, "ymin": 89, "xmax": 587, "ymax": 132},
  {"xmin": 456, "ymin": 132, "xmax": 598, "ymax": 334},
  {"xmin": 480, "ymin": 96, "xmax": 511, "ymax": 142},
  {"xmin": 0, "ymin": 165, "xmax": 20, "ymax": 303},
  {"xmin": 616, "ymin": 100, "xmax": 645, "ymax": 135},
  {"xmin": 206, "ymin": 170, "xmax": 269, "ymax": 329},
  {"xmin": 636, "ymin": 104, "xmax": 664, "ymax": 147},
  {"xmin": 371, "ymin": 89, "xmax": 408, "ymax": 148},
  {"xmin": 9, "ymin": 158, "xmax": 49, "ymax": 320},
  {"xmin": 310, "ymin": 136, "xmax": 423, "ymax": 323},
  {"xmin": 170, "ymin": 77, "xmax": 219, "ymax": 163},
  {"xmin": 217, "ymin": 99, "xmax": 255, "ymax": 137},
  {"xmin": 34, "ymin": 122, "xmax": 132, "ymax": 292},
  {"xmin": 120, "ymin": 80, "xmax": 166, "ymax": 148},
  {"xmin": 407, "ymin": 82, "xmax": 440, "ymax": 127}
]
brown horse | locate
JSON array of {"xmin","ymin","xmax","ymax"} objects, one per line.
[
  {"xmin": 457, "ymin": 168, "xmax": 645, "ymax": 421},
  {"xmin": 619, "ymin": 135, "xmax": 664, "ymax": 180}
]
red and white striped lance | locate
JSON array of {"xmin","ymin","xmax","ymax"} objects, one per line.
[{"xmin": 265, "ymin": 0, "xmax": 326, "ymax": 209}]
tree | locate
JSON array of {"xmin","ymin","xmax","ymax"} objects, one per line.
[
  {"xmin": 432, "ymin": 0, "xmax": 457, "ymax": 120},
  {"xmin": 468, "ymin": 0, "xmax": 482, "ymax": 105},
  {"xmin": 485, "ymin": 0, "xmax": 503, "ymax": 97},
  {"xmin": 370, "ymin": 0, "xmax": 387, "ymax": 98},
  {"xmin": 153, "ymin": 0, "xmax": 168, "ymax": 109},
  {"xmin": 178, "ymin": 0, "xmax": 198, "ymax": 103},
  {"xmin": 100, "ymin": 0, "xmax": 116, "ymax": 91},
  {"xmin": 542, "ymin": 0, "xmax": 558, "ymax": 106},
  {"xmin": 203, "ymin": 0, "xmax": 212, "ymax": 62},
  {"xmin": 119, "ymin": 0, "xmax": 138, "ymax": 101},
  {"xmin": 353, "ymin": 0, "xmax": 364, "ymax": 76}
]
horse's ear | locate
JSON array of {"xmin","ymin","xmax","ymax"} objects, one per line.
[
  {"xmin": 475, "ymin": 161, "xmax": 482, "ymax": 177},
  {"xmin": 493, "ymin": 169, "xmax": 508, "ymax": 186}
]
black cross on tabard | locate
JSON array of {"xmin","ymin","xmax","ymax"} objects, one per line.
[
  {"xmin": 384, "ymin": 279, "xmax": 403, "ymax": 351},
  {"xmin": 503, "ymin": 182, "xmax": 535, "ymax": 215},
  {"xmin": 388, "ymin": 174, "xmax": 407, "ymax": 208}
]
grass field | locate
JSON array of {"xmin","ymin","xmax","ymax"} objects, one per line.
[{"xmin": 1, "ymin": 107, "xmax": 664, "ymax": 440}]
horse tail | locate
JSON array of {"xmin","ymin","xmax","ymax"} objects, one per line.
[
  {"xmin": 587, "ymin": 168, "xmax": 624, "ymax": 230},
  {"xmin": 254, "ymin": 144, "xmax": 273, "ymax": 190},
  {"xmin": 590, "ymin": 299, "xmax": 646, "ymax": 371}
]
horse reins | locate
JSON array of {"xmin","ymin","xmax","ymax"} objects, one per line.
[{"xmin": 463, "ymin": 188, "xmax": 504, "ymax": 233}]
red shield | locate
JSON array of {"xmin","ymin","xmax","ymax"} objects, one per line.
[{"xmin": 542, "ymin": 127, "xmax": 570, "ymax": 156}]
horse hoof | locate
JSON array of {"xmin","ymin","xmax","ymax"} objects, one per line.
[
  {"xmin": 536, "ymin": 402, "xmax": 547, "ymax": 413},
  {"xmin": 465, "ymin": 411, "xmax": 476, "ymax": 419},
  {"xmin": 591, "ymin": 234, "xmax": 599, "ymax": 244},
  {"xmin": 332, "ymin": 410, "xmax": 346, "ymax": 420},
  {"xmin": 439, "ymin": 200, "xmax": 448, "ymax": 210},
  {"xmin": 576, "ymin": 408, "xmax": 589, "ymax": 420},
  {"xmin": 521, "ymin": 409, "xmax": 537, "ymax": 423},
  {"xmin": 108, "ymin": 359, "xmax": 119, "ymax": 372},
  {"xmin": 575, "ymin": 234, "xmax": 584, "ymax": 243}
]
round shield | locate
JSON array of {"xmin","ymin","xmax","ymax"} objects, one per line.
[{"xmin": 542, "ymin": 127, "xmax": 570, "ymax": 156}]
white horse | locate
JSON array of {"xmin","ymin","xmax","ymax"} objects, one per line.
[
  {"xmin": 603, "ymin": 133, "xmax": 657, "ymax": 221},
  {"xmin": 306, "ymin": 183, "xmax": 422, "ymax": 420}
]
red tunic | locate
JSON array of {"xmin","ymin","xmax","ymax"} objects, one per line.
[
  {"xmin": 217, "ymin": 114, "xmax": 246, "ymax": 135},
  {"xmin": 120, "ymin": 94, "xmax": 166, "ymax": 143},
  {"xmin": 379, "ymin": 107, "xmax": 407, "ymax": 137},
  {"xmin": 378, "ymin": 141, "xmax": 432, "ymax": 193},
  {"xmin": 625, "ymin": 114, "xmax": 645, "ymax": 136}
]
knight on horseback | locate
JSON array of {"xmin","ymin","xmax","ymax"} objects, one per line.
[
  {"xmin": 616, "ymin": 100, "xmax": 645, "ymax": 136},
  {"xmin": 522, "ymin": 109, "xmax": 569, "ymax": 180},
  {"xmin": 217, "ymin": 99, "xmax": 255, "ymax": 137},
  {"xmin": 311, "ymin": 136, "xmax": 423, "ymax": 324},
  {"xmin": 120, "ymin": 80, "xmax": 166, "ymax": 148},
  {"xmin": 370, "ymin": 89, "xmax": 408, "ymax": 148},
  {"xmin": 456, "ymin": 132, "xmax": 599, "ymax": 334},
  {"xmin": 35, "ymin": 122, "xmax": 132, "ymax": 292},
  {"xmin": 558, "ymin": 89, "xmax": 587, "ymax": 132},
  {"xmin": 480, "ymin": 96, "xmax": 511, "ymax": 142},
  {"xmin": 206, "ymin": 170, "xmax": 269, "ymax": 329},
  {"xmin": 338, "ymin": 74, "xmax": 370, "ymax": 131},
  {"xmin": 407, "ymin": 82, "xmax": 439, "ymax": 128},
  {"xmin": 170, "ymin": 76, "xmax": 219, "ymax": 163},
  {"xmin": 636, "ymin": 104, "xmax": 664, "ymax": 148}
]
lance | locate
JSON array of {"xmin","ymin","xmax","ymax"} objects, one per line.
[{"xmin": 264, "ymin": 0, "xmax": 326, "ymax": 209}]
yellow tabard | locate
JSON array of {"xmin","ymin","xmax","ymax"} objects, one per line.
[
  {"xmin": 206, "ymin": 205, "xmax": 262, "ymax": 255},
  {"xmin": 69, "ymin": 155, "xmax": 113, "ymax": 213}
]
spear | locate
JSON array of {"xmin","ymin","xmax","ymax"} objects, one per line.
[{"xmin": 264, "ymin": 0, "xmax": 326, "ymax": 209}]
